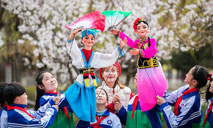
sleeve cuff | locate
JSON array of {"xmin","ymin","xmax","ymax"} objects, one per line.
[
  {"xmin": 50, "ymin": 107, "xmax": 58, "ymax": 114},
  {"xmin": 160, "ymin": 102, "xmax": 169, "ymax": 111},
  {"xmin": 49, "ymin": 99, "xmax": 55, "ymax": 105},
  {"xmin": 117, "ymin": 106, "xmax": 125, "ymax": 114},
  {"xmin": 117, "ymin": 46, "xmax": 124, "ymax": 57},
  {"xmin": 67, "ymin": 39, "xmax": 74, "ymax": 43}
]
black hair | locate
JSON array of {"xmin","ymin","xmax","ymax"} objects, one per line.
[
  {"xmin": 0, "ymin": 83, "xmax": 7, "ymax": 106},
  {"xmin": 102, "ymin": 89, "xmax": 109, "ymax": 103},
  {"xmin": 136, "ymin": 20, "xmax": 149, "ymax": 27},
  {"xmin": 34, "ymin": 71, "xmax": 47, "ymax": 110},
  {"xmin": 3, "ymin": 83, "xmax": 26, "ymax": 105},
  {"xmin": 192, "ymin": 65, "xmax": 209, "ymax": 89},
  {"xmin": 205, "ymin": 76, "xmax": 213, "ymax": 102},
  {"xmin": 96, "ymin": 88, "xmax": 109, "ymax": 103}
]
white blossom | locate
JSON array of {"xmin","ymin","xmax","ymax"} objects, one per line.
[{"xmin": 1, "ymin": 0, "xmax": 211, "ymax": 84}]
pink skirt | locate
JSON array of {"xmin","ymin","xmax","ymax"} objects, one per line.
[{"xmin": 137, "ymin": 63, "xmax": 168, "ymax": 111}]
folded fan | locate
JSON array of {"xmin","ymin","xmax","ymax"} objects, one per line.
[
  {"xmin": 65, "ymin": 10, "xmax": 105, "ymax": 32},
  {"xmin": 101, "ymin": 10, "xmax": 132, "ymax": 31}
]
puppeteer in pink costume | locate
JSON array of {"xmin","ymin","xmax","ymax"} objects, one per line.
[{"xmin": 111, "ymin": 17, "xmax": 168, "ymax": 111}]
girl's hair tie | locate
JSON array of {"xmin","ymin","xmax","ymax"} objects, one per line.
[{"xmin": 207, "ymin": 73, "xmax": 212, "ymax": 81}]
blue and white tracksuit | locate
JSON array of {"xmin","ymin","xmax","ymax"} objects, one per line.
[
  {"xmin": 90, "ymin": 109, "xmax": 122, "ymax": 128},
  {"xmin": 7, "ymin": 104, "xmax": 57, "ymax": 128},
  {"xmin": 0, "ymin": 105, "xmax": 8, "ymax": 128},
  {"xmin": 203, "ymin": 97, "xmax": 213, "ymax": 127},
  {"xmin": 39, "ymin": 93, "xmax": 72, "ymax": 113},
  {"xmin": 161, "ymin": 85, "xmax": 202, "ymax": 128}
]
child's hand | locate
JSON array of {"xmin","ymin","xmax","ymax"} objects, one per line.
[
  {"xmin": 114, "ymin": 101, "xmax": 122, "ymax": 111},
  {"xmin": 156, "ymin": 95, "xmax": 166, "ymax": 105},
  {"xmin": 53, "ymin": 97, "xmax": 60, "ymax": 105},
  {"xmin": 120, "ymin": 37, "xmax": 127, "ymax": 50},
  {"xmin": 113, "ymin": 94, "xmax": 122, "ymax": 111},
  {"xmin": 112, "ymin": 94, "xmax": 120, "ymax": 104},
  {"xmin": 52, "ymin": 105, "xmax": 59, "ymax": 112},
  {"xmin": 110, "ymin": 29, "xmax": 120, "ymax": 36},
  {"xmin": 129, "ymin": 48, "xmax": 139, "ymax": 55}
]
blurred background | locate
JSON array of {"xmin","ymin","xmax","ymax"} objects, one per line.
[{"xmin": 0, "ymin": 0, "xmax": 212, "ymax": 126}]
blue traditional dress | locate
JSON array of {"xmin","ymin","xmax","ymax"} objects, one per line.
[{"xmin": 65, "ymin": 38, "xmax": 123, "ymax": 122}]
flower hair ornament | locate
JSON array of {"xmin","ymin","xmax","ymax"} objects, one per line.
[
  {"xmin": 133, "ymin": 17, "xmax": 144, "ymax": 32},
  {"xmin": 207, "ymin": 73, "xmax": 212, "ymax": 81}
]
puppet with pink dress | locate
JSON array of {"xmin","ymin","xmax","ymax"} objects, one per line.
[{"xmin": 111, "ymin": 17, "xmax": 168, "ymax": 111}]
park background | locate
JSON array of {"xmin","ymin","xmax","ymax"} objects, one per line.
[{"xmin": 0, "ymin": 0, "xmax": 212, "ymax": 127}]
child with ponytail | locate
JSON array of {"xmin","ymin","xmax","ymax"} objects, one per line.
[
  {"xmin": 35, "ymin": 71, "xmax": 75, "ymax": 128},
  {"xmin": 4, "ymin": 83, "xmax": 58, "ymax": 128},
  {"xmin": 203, "ymin": 74, "xmax": 213, "ymax": 128},
  {"xmin": 156, "ymin": 65, "xmax": 209, "ymax": 127}
]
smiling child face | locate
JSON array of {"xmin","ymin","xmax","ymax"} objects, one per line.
[{"xmin": 96, "ymin": 88, "xmax": 107, "ymax": 105}]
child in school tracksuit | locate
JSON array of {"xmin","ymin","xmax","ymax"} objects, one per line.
[
  {"xmin": 203, "ymin": 74, "xmax": 213, "ymax": 128},
  {"xmin": 35, "ymin": 71, "xmax": 75, "ymax": 128},
  {"xmin": 113, "ymin": 73, "xmax": 162, "ymax": 128},
  {"xmin": 0, "ymin": 83, "xmax": 7, "ymax": 128},
  {"xmin": 89, "ymin": 88, "xmax": 121, "ymax": 128},
  {"xmin": 3, "ymin": 83, "xmax": 58, "ymax": 128},
  {"xmin": 156, "ymin": 65, "xmax": 209, "ymax": 128}
]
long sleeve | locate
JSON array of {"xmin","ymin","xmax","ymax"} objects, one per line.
[
  {"xmin": 112, "ymin": 113, "xmax": 122, "ymax": 128},
  {"xmin": 91, "ymin": 45, "xmax": 123, "ymax": 68},
  {"xmin": 58, "ymin": 94, "xmax": 69, "ymax": 109},
  {"xmin": 29, "ymin": 99, "xmax": 55, "ymax": 118},
  {"xmin": 0, "ymin": 108, "xmax": 7, "ymax": 128},
  {"xmin": 120, "ymin": 32, "xmax": 157, "ymax": 58},
  {"xmin": 204, "ymin": 98, "xmax": 213, "ymax": 127},
  {"xmin": 67, "ymin": 39, "xmax": 82, "ymax": 68},
  {"xmin": 119, "ymin": 31, "xmax": 138, "ymax": 48},
  {"xmin": 160, "ymin": 95, "xmax": 202, "ymax": 127},
  {"xmin": 116, "ymin": 106, "xmax": 127, "ymax": 125},
  {"xmin": 7, "ymin": 107, "xmax": 57, "ymax": 128},
  {"xmin": 40, "ymin": 94, "xmax": 71, "ymax": 112},
  {"xmin": 58, "ymin": 95, "xmax": 73, "ymax": 112},
  {"xmin": 142, "ymin": 38, "xmax": 157, "ymax": 58},
  {"xmin": 163, "ymin": 85, "xmax": 189, "ymax": 106}
]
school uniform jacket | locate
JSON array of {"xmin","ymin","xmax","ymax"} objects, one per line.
[
  {"xmin": 90, "ymin": 109, "xmax": 121, "ymax": 128},
  {"xmin": 116, "ymin": 95, "xmax": 162, "ymax": 128},
  {"xmin": 40, "ymin": 92, "xmax": 74, "ymax": 128},
  {"xmin": 39, "ymin": 92, "xmax": 72, "ymax": 113},
  {"xmin": 161, "ymin": 85, "xmax": 202, "ymax": 128},
  {"xmin": 7, "ymin": 104, "xmax": 57, "ymax": 128},
  {"xmin": 0, "ymin": 99, "xmax": 55, "ymax": 128},
  {"xmin": 0, "ymin": 105, "xmax": 8, "ymax": 128},
  {"xmin": 203, "ymin": 97, "xmax": 213, "ymax": 128}
]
